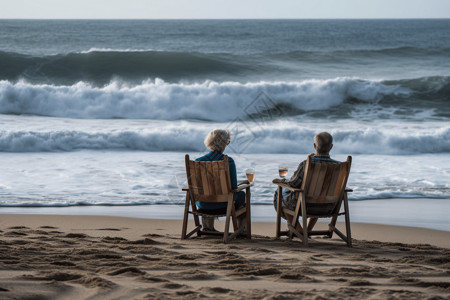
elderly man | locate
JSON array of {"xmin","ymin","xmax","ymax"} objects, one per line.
[{"xmin": 273, "ymin": 132, "xmax": 338, "ymax": 233}]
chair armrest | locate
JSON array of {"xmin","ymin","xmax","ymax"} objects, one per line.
[
  {"xmin": 238, "ymin": 180, "xmax": 250, "ymax": 185},
  {"xmin": 345, "ymin": 188, "xmax": 353, "ymax": 192},
  {"xmin": 182, "ymin": 186, "xmax": 189, "ymax": 191},
  {"xmin": 232, "ymin": 183, "xmax": 252, "ymax": 193},
  {"xmin": 272, "ymin": 181, "xmax": 303, "ymax": 192}
]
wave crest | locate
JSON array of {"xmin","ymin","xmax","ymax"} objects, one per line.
[
  {"xmin": 1, "ymin": 126, "xmax": 449, "ymax": 154},
  {"xmin": 0, "ymin": 78, "xmax": 409, "ymax": 121}
]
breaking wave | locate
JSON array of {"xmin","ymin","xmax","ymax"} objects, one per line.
[{"xmin": 1, "ymin": 126, "xmax": 449, "ymax": 154}]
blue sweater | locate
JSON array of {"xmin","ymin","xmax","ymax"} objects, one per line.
[{"xmin": 195, "ymin": 151, "xmax": 238, "ymax": 209}]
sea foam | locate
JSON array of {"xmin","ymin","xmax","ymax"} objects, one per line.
[
  {"xmin": 0, "ymin": 78, "xmax": 408, "ymax": 121},
  {"xmin": 1, "ymin": 125, "xmax": 449, "ymax": 154}
]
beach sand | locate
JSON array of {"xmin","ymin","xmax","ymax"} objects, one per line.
[{"xmin": 0, "ymin": 215, "xmax": 449, "ymax": 299}]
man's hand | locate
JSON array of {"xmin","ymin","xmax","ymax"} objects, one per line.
[{"xmin": 272, "ymin": 178, "xmax": 285, "ymax": 184}]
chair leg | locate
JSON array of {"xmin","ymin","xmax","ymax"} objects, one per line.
[
  {"xmin": 290, "ymin": 192, "xmax": 302, "ymax": 242},
  {"xmin": 181, "ymin": 191, "xmax": 190, "ymax": 240},
  {"xmin": 231, "ymin": 207, "xmax": 238, "ymax": 232},
  {"xmin": 246, "ymin": 186, "xmax": 251, "ymax": 239},
  {"xmin": 307, "ymin": 218, "xmax": 318, "ymax": 232},
  {"xmin": 276, "ymin": 186, "xmax": 282, "ymax": 238},
  {"xmin": 343, "ymin": 192, "xmax": 352, "ymax": 247},
  {"xmin": 328, "ymin": 200, "xmax": 343, "ymax": 238},
  {"xmin": 300, "ymin": 196, "xmax": 308, "ymax": 246},
  {"xmin": 189, "ymin": 194, "xmax": 201, "ymax": 237},
  {"xmin": 223, "ymin": 199, "xmax": 233, "ymax": 243}
]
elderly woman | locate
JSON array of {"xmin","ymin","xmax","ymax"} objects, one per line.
[{"xmin": 196, "ymin": 129, "xmax": 246, "ymax": 231}]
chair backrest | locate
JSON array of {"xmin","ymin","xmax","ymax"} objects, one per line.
[
  {"xmin": 185, "ymin": 154, "xmax": 233, "ymax": 203},
  {"xmin": 301, "ymin": 155, "xmax": 352, "ymax": 204}
]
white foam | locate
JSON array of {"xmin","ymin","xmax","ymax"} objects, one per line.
[
  {"xmin": 0, "ymin": 78, "xmax": 408, "ymax": 121},
  {"xmin": 0, "ymin": 151, "xmax": 448, "ymax": 207},
  {"xmin": 79, "ymin": 48, "xmax": 155, "ymax": 54},
  {"xmin": 1, "ymin": 118, "xmax": 448, "ymax": 154}
]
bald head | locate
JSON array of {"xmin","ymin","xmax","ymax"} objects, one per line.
[{"xmin": 314, "ymin": 132, "xmax": 333, "ymax": 155}]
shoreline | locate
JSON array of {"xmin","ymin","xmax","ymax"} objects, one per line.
[
  {"xmin": 1, "ymin": 214, "xmax": 450, "ymax": 249},
  {"xmin": 1, "ymin": 197, "xmax": 449, "ymax": 232}
]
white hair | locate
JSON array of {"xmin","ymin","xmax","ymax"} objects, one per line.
[{"xmin": 204, "ymin": 129, "xmax": 230, "ymax": 152}]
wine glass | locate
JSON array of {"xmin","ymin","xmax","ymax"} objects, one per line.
[
  {"xmin": 278, "ymin": 164, "xmax": 288, "ymax": 179},
  {"xmin": 245, "ymin": 168, "xmax": 255, "ymax": 183}
]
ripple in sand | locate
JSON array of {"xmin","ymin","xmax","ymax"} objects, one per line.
[
  {"xmin": 107, "ymin": 267, "xmax": 145, "ymax": 276},
  {"xmin": 141, "ymin": 275, "xmax": 169, "ymax": 283},
  {"xmin": 163, "ymin": 270, "xmax": 216, "ymax": 280},
  {"xmin": 94, "ymin": 254, "xmax": 122, "ymax": 259},
  {"xmin": 128, "ymin": 238, "xmax": 164, "ymax": 245},
  {"xmin": 65, "ymin": 233, "xmax": 88, "ymax": 238},
  {"xmin": 278, "ymin": 273, "xmax": 317, "ymax": 282},
  {"xmin": 75, "ymin": 275, "xmax": 115, "ymax": 289},
  {"xmin": 4, "ymin": 231, "xmax": 28, "ymax": 236},
  {"xmin": 51, "ymin": 261, "xmax": 76, "ymax": 267},
  {"xmin": 161, "ymin": 283, "xmax": 189, "ymax": 289},
  {"xmin": 201, "ymin": 287, "xmax": 232, "ymax": 294},
  {"xmin": 348, "ymin": 279, "xmax": 373, "ymax": 286},
  {"xmin": 102, "ymin": 236, "xmax": 128, "ymax": 243},
  {"xmin": 23, "ymin": 271, "xmax": 83, "ymax": 281}
]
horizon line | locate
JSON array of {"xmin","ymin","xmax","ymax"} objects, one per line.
[{"xmin": 1, "ymin": 17, "xmax": 450, "ymax": 20}]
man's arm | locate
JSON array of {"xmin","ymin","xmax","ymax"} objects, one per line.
[
  {"xmin": 273, "ymin": 153, "xmax": 314, "ymax": 187},
  {"xmin": 272, "ymin": 160, "xmax": 305, "ymax": 186}
]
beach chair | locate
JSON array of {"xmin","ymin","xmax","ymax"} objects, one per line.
[
  {"xmin": 181, "ymin": 154, "xmax": 252, "ymax": 243},
  {"xmin": 274, "ymin": 155, "xmax": 353, "ymax": 246}
]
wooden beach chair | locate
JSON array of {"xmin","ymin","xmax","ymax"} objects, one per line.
[
  {"xmin": 273, "ymin": 155, "xmax": 353, "ymax": 246},
  {"xmin": 181, "ymin": 154, "xmax": 252, "ymax": 243}
]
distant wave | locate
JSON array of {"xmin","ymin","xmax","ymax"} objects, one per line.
[
  {"xmin": 1, "ymin": 47, "xmax": 449, "ymax": 84},
  {"xmin": 270, "ymin": 46, "xmax": 450, "ymax": 60},
  {"xmin": 1, "ymin": 76, "xmax": 449, "ymax": 121},
  {"xmin": 80, "ymin": 48, "xmax": 156, "ymax": 53},
  {"xmin": 0, "ymin": 50, "xmax": 251, "ymax": 85},
  {"xmin": 1, "ymin": 126, "xmax": 449, "ymax": 154}
]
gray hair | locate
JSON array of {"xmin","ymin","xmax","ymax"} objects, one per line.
[
  {"xmin": 204, "ymin": 129, "xmax": 230, "ymax": 152},
  {"xmin": 314, "ymin": 132, "xmax": 333, "ymax": 154}
]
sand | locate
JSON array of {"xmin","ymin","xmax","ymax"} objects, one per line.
[{"xmin": 0, "ymin": 214, "xmax": 449, "ymax": 299}]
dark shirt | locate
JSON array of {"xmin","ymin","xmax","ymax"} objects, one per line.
[{"xmin": 195, "ymin": 151, "xmax": 238, "ymax": 209}]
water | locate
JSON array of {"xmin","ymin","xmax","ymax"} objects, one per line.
[{"xmin": 0, "ymin": 19, "xmax": 449, "ymax": 208}]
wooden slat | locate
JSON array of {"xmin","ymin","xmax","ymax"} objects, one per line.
[
  {"xmin": 339, "ymin": 163, "xmax": 350, "ymax": 194},
  {"xmin": 307, "ymin": 164, "xmax": 321, "ymax": 197},
  {"xmin": 195, "ymin": 194, "xmax": 231, "ymax": 203},
  {"xmin": 188, "ymin": 161, "xmax": 198, "ymax": 196},
  {"xmin": 212, "ymin": 162, "xmax": 223, "ymax": 194},
  {"xmin": 301, "ymin": 154, "xmax": 314, "ymax": 190},
  {"xmin": 219, "ymin": 165, "xmax": 228, "ymax": 193},
  {"xmin": 312, "ymin": 164, "xmax": 328, "ymax": 198},
  {"xmin": 200, "ymin": 163, "xmax": 210, "ymax": 195},
  {"xmin": 333, "ymin": 163, "xmax": 348, "ymax": 195},
  {"xmin": 302, "ymin": 160, "xmax": 314, "ymax": 191},
  {"xmin": 327, "ymin": 165, "xmax": 341, "ymax": 197},
  {"xmin": 320, "ymin": 164, "xmax": 336, "ymax": 198},
  {"xmin": 205, "ymin": 162, "xmax": 216, "ymax": 195}
]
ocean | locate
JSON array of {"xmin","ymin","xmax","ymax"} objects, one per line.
[{"xmin": 1, "ymin": 19, "xmax": 449, "ymax": 211}]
